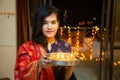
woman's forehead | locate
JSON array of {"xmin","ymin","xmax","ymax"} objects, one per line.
[{"xmin": 45, "ymin": 13, "xmax": 57, "ymax": 22}]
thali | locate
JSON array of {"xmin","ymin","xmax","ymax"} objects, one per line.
[{"xmin": 46, "ymin": 53, "xmax": 79, "ymax": 66}]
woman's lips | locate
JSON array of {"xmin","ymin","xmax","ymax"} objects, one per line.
[
  {"xmin": 46, "ymin": 31, "xmax": 54, "ymax": 33},
  {"xmin": 46, "ymin": 31, "xmax": 53, "ymax": 33}
]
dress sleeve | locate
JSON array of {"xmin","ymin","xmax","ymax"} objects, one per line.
[
  {"xmin": 14, "ymin": 46, "xmax": 38, "ymax": 80},
  {"xmin": 14, "ymin": 42, "xmax": 55, "ymax": 80}
]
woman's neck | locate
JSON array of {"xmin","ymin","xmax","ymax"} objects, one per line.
[
  {"xmin": 47, "ymin": 37, "xmax": 56, "ymax": 51},
  {"xmin": 47, "ymin": 37, "xmax": 56, "ymax": 44}
]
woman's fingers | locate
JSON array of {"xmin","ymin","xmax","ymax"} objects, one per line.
[{"xmin": 39, "ymin": 57, "xmax": 52, "ymax": 67}]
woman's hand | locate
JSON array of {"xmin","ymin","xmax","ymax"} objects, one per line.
[{"xmin": 39, "ymin": 57, "xmax": 52, "ymax": 68}]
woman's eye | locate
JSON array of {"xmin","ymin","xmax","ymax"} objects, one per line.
[
  {"xmin": 51, "ymin": 21, "xmax": 56, "ymax": 24},
  {"xmin": 43, "ymin": 22, "xmax": 47, "ymax": 24}
]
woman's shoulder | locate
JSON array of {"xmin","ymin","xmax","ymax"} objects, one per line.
[
  {"xmin": 58, "ymin": 39, "xmax": 70, "ymax": 45},
  {"xmin": 57, "ymin": 39, "xmax": 71, "ymax": 48},
  {"xmin": 18, "ymin": 41, "xmax": 40, "ymax": 52},
  {"xmin": 18, "ymin": 41, "xmax": 45, "ymax": 55},
  {"xmin": 20, "ymin": 41, "xmax": 34, "ymax": 47}
]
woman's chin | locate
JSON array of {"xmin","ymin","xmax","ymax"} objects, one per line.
[{"xmin": 46, "ymin": 35, "xmax": 55, "ymax": 38}]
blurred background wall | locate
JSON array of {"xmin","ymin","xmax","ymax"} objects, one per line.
[{"xmin": 0, "ymin": 0, "xmax": 17, "ymax": 80}]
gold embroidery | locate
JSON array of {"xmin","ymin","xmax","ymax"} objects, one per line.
[
  {"xmin": 19, "ymin": 62, "xmax": 24, "ymax": 66},
  {"xmin": 15, "ymin": 71, "xmax": 19, "ymax": 75},
  {"xmin": 57, "ymin": 48, "xmax": 62, "ymax": 52},
  {"xmin": 21, "ymin": 51, "xmax": 26, "ymax": 53},
  {"xmin": 29, "ymin": 51, "xmax": 33, "ymax": 56},
  {"xmin": 23, "ymin": 44, "xmax": 27, "ymax": 47},
  {"xmin": 15, "ymin": 78, "xmax": 19, "ymax": 80},
  {"xmin": 39, "ymin": 47, "xmax": 46, "ymax": 57},
  {"xmin": 55, "ymin": 41, "xmax": 58, "ymax": 45},
  {"xmin": 65, "ymin": 42, "xmax": 69, "ymax": 48},
  {"xmin": 37, "ymin": 53, "xmax": 40, "ymax": 58},
  {"xmin": 30, "ymin": 45, "xmax": 34, "ymax": 50}
]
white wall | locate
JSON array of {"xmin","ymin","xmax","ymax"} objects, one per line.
[{"xmin": 0, "ymin": 0, "xmax": 17, "ymax": 80}]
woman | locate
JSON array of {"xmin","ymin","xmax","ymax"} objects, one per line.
[{"xmin": 14, "ymin": 5, "xmax": 76, "ymax": 80}]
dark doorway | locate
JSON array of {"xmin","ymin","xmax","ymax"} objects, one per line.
[{"xmin": 52, "ymin": 0, "xmax": 103, "ymax": 26}]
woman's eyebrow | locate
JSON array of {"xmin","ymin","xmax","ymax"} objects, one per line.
[{"xmin": 44, "ymin": 19, "xmax": 57, "ymax": 22}]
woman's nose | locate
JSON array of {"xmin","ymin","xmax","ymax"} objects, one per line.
[{"xmin": 47, "ymin": 23, "xmax": 52, "ymax": 29}]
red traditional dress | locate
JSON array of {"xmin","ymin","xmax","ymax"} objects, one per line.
[{"xmin": 14, "ymin": 41, "xmax": 54, "ymax": 80}]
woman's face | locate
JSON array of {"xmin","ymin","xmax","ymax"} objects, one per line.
[{"xmin": 42, "ymin": 13, "xmax": 59, "ymax": 39}]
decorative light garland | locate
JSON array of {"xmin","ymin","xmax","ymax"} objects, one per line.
[
  {"xmin": 60, "ymin": 26, "xmax": 119, "ymax": 67},
  {"xmin": 60, "ymin": 26, "xmax": 98, "ymax": 60}
]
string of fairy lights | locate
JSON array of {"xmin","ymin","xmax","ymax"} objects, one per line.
[
  {"xmin": 60, "ymin": 25, "xmax": 99, "ymax": 61},
  {"xmin": 60, "ymin": 26, "xmax": 120, "ymax": 67}
]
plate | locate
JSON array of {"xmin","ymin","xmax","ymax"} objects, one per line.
[
  {"xmin": 46, "ymin": 52, "xmax": 79, "ymax": 66},
  {"xmin": 51, "ymin": 59, "xmax": 79, "ymax": 66}
]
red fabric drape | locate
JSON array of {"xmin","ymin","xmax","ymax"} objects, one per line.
[{"xmin": 14, "ymin": 41, "xmax": 55, "ymax": 80}]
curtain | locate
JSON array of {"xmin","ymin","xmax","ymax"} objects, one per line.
[
  {"xmin": 16, "ymin": 0, "xmax": 30, "ymax": 50},
  {"xmin": 16, "ymin": 0, "xmax": 53, "ymax": 50}
]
